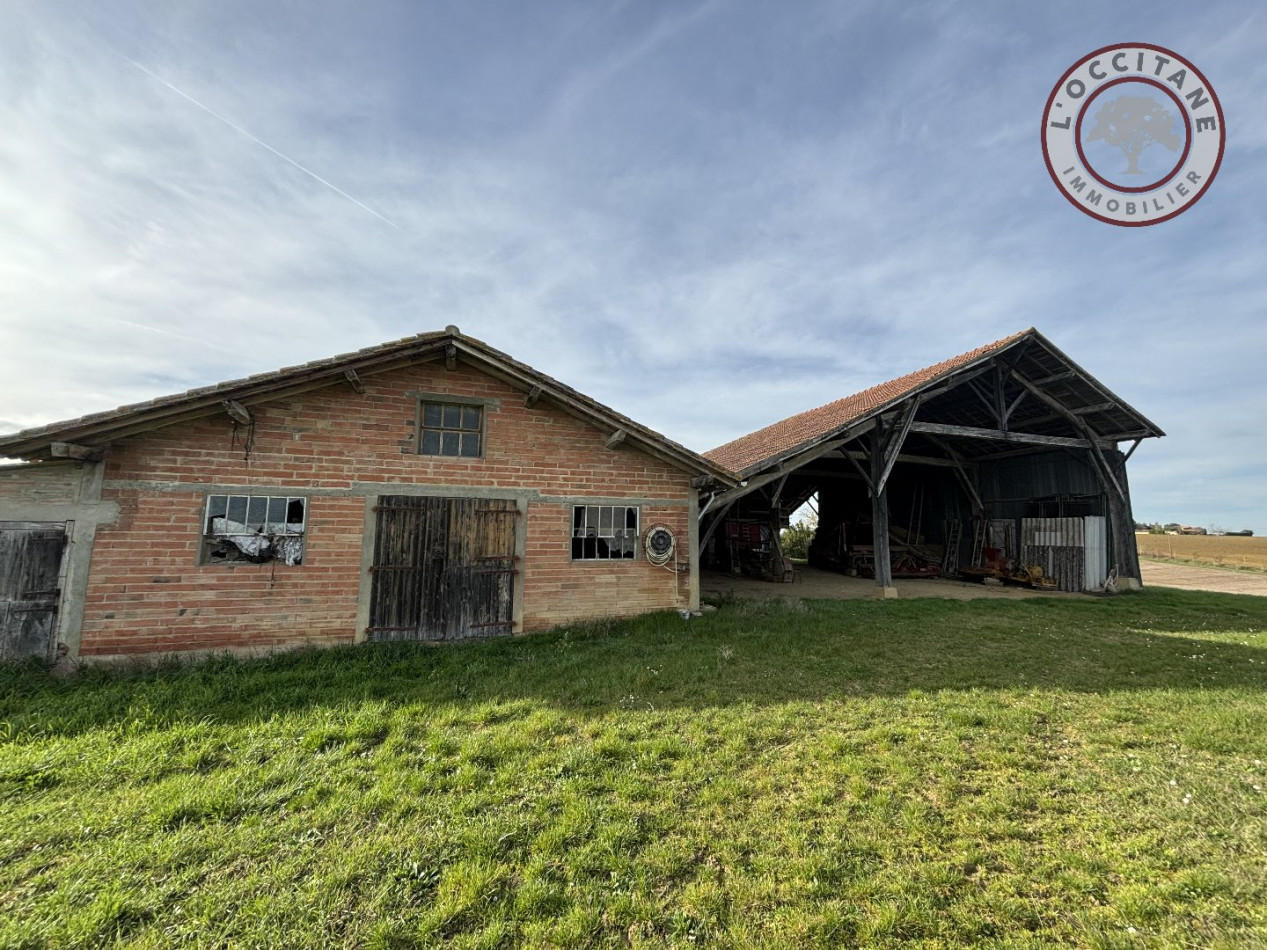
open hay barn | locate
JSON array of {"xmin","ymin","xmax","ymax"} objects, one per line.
[{"xmin": 701, "ymin": 329, "xmax": 1163, "ymax": 595}]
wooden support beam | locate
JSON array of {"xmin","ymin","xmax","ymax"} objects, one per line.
[
  {"xmin": 1073, "ymin": 402, "xmax": 1116, "ymax": 415},
  {"xmin": 524, "ymin": 385, "xmax": 543, "ymax": 409},
  {"xmin": 1030, "ymin": 370, "xmax": 1076, "ymax": 387},
  {"xmin": 605, "ymin": 429, "xmax": 627, "ymax": 449},
  {"xmin": 966, "ymin": 379, "xmax": 999, "ymax": 421},
  {"xmin": 444, "ymin": 344, "xmax": 457, "ymax": 371},
  {"xmin": 908, "ymin": 421, "xmax": 1091, "ymax": 449},
  {"xmin": 343, "ymin": 369, "xmax": 366, "ymax": 394},
  {"xmin": 698, "ymin": 499, "xmax": 737, "ymax": 551},
  {"xmin": 839, "ymin": 448, "xmax": 874, "ymax": 490},
  {"xmin": 689, "ymin": 475, "xmax": 713, "ymax": 489},
  {"xmin": 925, "ymin": 436, "xmax": 984, "ymax": 514},
  {"xmin": 870, "ymin": 425, "xmax": 894, "ymax": 591},
  {"xmin": 917, "ymin": 364, "xmax": 993, "ymax": 402},
  {"xmin": 770, "ymin": 473, "xmax": 789, "ymax": 509},
  {"xmin": 1122, "ymin": 438, "xmax": 1143, "ymax": 464},
  {"xmin": 1087, "ymin": 439, "xmax": 1126, "ymax": 502},
  {"xmin": 875, "ymin": 398, "xmax": 919, "ymax": 495},
  {"xmin": 1011, "ymin": 371, "xmax": 1125, "ymax": 498},
  {"xmin": 840, "ymin": 450, "xmax": 962, "ymax": 470},
  {"xmin": 1003, "ymin": 390, "xmax": 1027, "ymax": 427},
  {"xmin": 50, "ymin": 441, "xmax": 103, "ymax": 462},
  {"xmin": 222, "ymin": 399, "xmax": 253, "ymax": 426}
]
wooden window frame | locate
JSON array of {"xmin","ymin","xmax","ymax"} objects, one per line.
[{"xmin": 410, "ymin": 392, "xmax": 488, "ymax": 459}]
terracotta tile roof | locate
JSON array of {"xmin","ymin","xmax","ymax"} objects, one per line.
[
  {"xmin": 0, "ymin": 329, "xmax": 739, "ymax": 486},
  {"xmin": 705, "ymin": 329, "xmax": 1033, "ymax": 475}
]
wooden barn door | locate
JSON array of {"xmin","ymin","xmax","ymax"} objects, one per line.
[
  {"xmin": 0, "ymin": 522, "xmax": 68, "ymax": 663},
  {"xmin": 368, "ymin": 496, "xmax": 518, "ymax": 642}
]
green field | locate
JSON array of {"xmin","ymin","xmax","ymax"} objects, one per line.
[{"xmin": 3, "ymin": 590, "xmax": 1266, "ymax": 948}]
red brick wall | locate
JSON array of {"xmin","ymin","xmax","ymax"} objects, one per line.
[
  {"xmin": 0, "ymin": 461, "xmax": 83, "ymax": 506},
  {"xmin": 80, "ymin": 361, "xmax": 692, "ymax": 656}
]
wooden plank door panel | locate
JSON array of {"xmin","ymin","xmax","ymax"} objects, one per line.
[
  {"xmin": 368, "ymin": 497, "xmax": 517, "ymax": 642},
  {"xmin": 0, "ymin": 523, "xmax": 68, "ymax": 663}
]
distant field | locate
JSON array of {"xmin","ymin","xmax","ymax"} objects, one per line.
[{"xmin": 1137, "ymin": 533, "xmax": 1267, "ymax": 571}]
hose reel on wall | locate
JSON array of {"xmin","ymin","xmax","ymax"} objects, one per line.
[{"xmin": 644, "ymin": 524, "xmax": 676, "ymax": 568}]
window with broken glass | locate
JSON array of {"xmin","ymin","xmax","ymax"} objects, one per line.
[
  {"xmin": 571, "ymin": 505, "xmax": 639, "ymax": 560},
  {"xmin": 202, "ymin": 495, "xmax": 307, "ymax": 565},
  {"xmin": 417, "ymin": 400, "xmax": 483, "ymax": 458}
]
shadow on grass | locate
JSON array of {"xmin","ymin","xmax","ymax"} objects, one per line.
[{"xmin": 2, "ymin": 587, "xmax": 1266, "ymax": 737}]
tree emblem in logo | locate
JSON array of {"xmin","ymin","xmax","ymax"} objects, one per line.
[
  {"xmin": 1086, "ymin": 95, "xmax": 1182, "ymax": 175},
  {"xmin": 1041, "ymin": 43, "xmax": 1225, "ymax": 226}
]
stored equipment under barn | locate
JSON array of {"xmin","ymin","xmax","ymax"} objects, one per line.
[{"xmin": 701, "ymin": 329, "xmax": 1162, "ymax": 595}]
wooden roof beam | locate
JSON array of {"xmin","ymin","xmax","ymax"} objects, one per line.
[
  {"xmin": 50, "ymin": 441, "xmax": 103, "ymax": 462},
  {"xmin": 908, "ymin": 421, "xmax": 1091, "ymax": 449},
  {"xmin": 343, "ymin": 369, "xmax": 366, "ymax": 394}
]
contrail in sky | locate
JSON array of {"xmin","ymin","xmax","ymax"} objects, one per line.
[{"xmin": 116, "ymin": 52, "xmax": 400, "ymax": 228}]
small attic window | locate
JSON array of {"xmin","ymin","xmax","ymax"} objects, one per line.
[
  {"xmin": 416, "ymin": 399, "xmax": 483, "ymax": 458},
  {"xmin": 202, "ymin": 494, "xmax": 306, "ymax": 565}
]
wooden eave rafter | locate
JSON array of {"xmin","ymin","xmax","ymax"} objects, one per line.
[{"xmin": 0, "ymin": 333, "xmax": 739, "ymax": 486}]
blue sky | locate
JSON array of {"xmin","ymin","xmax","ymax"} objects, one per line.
[{"xmin": 1, "ymin": 1, "xmax": 1263, "ymax": 531}]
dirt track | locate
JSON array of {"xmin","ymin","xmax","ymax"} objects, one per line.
[
  {"xmin": 701, "ymin": 560, "xmax": 1267, "ymax": 602},
  {"xmin": 1139, "ymin": 558, "xmax": 1267, "ymax": 596},
  {"xmin": 702, "ymin": 566, "xmax": 1066, "ymax": 601}
]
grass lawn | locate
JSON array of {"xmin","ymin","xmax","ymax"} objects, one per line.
[{"xmin": 2, "ymin": 588, "xmax": 1266, "ymax": 948}]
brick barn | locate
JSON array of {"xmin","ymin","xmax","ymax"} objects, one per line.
[
  {"xmin": 1, "ymin": 326, "xmax": 1161, "ymax": 663},
  {"xmin": 0, "ymin": 328, "xmax": 737, "ymax": 662}
]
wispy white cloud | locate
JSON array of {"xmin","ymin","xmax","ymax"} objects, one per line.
[
  {"xmin": 112, "ymin": 51, "xmax": 400, "ymax": 228},
  {"xmin": 0, "ymin": 0, "xmax": 1264, "ymax": 531}
]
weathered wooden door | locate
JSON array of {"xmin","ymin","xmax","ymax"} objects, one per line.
[
  {"xmin": 0, "ymin": 522, "xmax": 68, "ymax": 663},
  {"xmin": 368, "ymin": 496, "xmax": 518, "ymax": 642}
]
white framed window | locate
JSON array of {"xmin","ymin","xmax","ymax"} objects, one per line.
[
  {"xmin": 202, "ymin": 494, "xmax": 307, "ymax": 565},
  {"xmin": 571, "ymin": 505, "xmax": 638, "ymax": 560}
]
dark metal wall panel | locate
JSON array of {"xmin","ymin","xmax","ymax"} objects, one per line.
[{"xmin": 978, "ymin": 451, "xmax": 1104, "ymax": 522}]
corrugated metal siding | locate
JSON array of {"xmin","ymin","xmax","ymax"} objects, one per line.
[
  {"xmin": 1021, "ymin": 517, "xmax": 1084, "ymax": 592},
  {"xmin": 1083, "ymin": 515, "xmax": 1107, "ymax": 589}
]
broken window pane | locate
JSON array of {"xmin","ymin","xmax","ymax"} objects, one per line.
[
  {"xmin": 247, "ymin": 496, "xmax": 268, "ymax": 528},
  {"xmin": 202, "ymin": 494, "xmax": 306, "ymax": 567},
  {"xmin": 267, "ymin": 497, "xmax": 287, "ymax": 525},
  {"xmin": 571, "ymin": 505, "xmax": 640, "ymax": 560}
]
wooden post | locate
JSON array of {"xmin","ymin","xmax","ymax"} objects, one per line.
[
  {"xmin": 870, "ymin": 422, "xmax": 895, "ymax": 595},
  {"xmin": 1105, "ymin": 449, "xmax": 1142, "ymax": 586}
]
